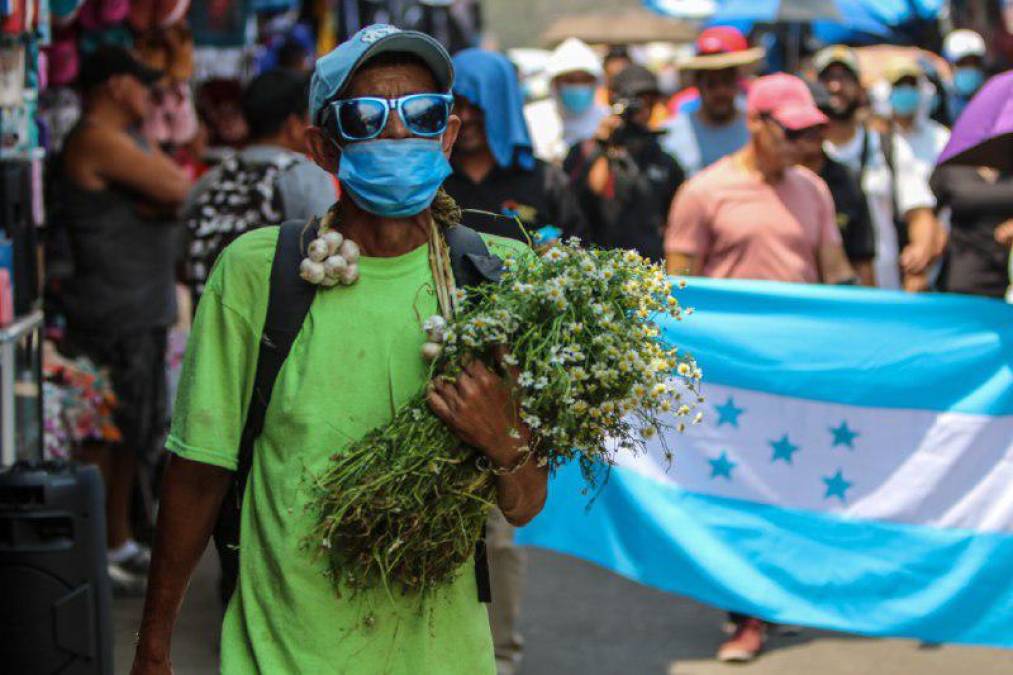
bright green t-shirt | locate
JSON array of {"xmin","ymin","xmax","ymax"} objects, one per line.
[{"xmin": 167, "ymin": 225, "xmax": 528, "ymax": 674}]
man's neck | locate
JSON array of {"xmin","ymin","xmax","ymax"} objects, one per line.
[
  {"xmin": 454, "ymin": 146, "xmax": 497, "ymax": 184},
  {"xmin": 825, "ymin": 117, "xmax": 859, "ymax": 147},
  {"xmin": 737, "ymin": 141, "xmax": 784, "ymax": 184},
  {"xmin": 339, "ymin": 199, "xmax": 431, "ymax": 258},
  {"xmin": 697, "ymin": 107, "xmax": 737, "ymax": 128},
  {"xmin": 250, "ymin": 133, "xmax": 299, "ymax": 154},
  {"xmin": 893, "ymin": 114, "xmax": 916, "ymax": 133},
  {"xmin": 85, "ymin": 98, "xmax": 134, "ymax": 131},
  {"xmin": 799, "ymin": 151, "xmax": 826, "ymax": 175}
]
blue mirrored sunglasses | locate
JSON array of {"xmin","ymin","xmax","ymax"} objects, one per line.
[{"xmin": 327, "ymin": 93, "xmax": 454, "ymax": 141}]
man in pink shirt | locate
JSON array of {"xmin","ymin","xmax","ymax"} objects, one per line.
[
  {"xmin": 664, "ymin": 74, "xmax": 855, "ymax": 663},
  {"xmin": 666, "ymin": 73, "xmax": 854, "ymax": 287}
]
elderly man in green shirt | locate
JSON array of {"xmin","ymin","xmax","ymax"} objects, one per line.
[{"xmin": 132, "ymin": 25, "xmax": 548, "ymax": 675}]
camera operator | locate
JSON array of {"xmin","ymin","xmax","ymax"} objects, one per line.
[{"xmin": 564, "ymin": 64, "xmax": 684, "ymax": 261}]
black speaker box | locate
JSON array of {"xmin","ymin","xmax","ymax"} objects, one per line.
[{"xmin": 0, "ymin": 462, "xmax": 112, "ymax": 674}]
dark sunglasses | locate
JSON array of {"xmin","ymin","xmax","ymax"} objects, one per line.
[
  {"xmin": 325, "ymin": 93, "xmax": 454, "ymax": 141},
  {"xmin": 762, "ymin": 114, "xmax": 825, "ymax": 142}
]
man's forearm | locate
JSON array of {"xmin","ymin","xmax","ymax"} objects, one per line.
[
  {"xmin": 495, "ymin": 459, "xmax": 548, "ymax": 527},
  {"xmin": 134, "ymin": 455, "xmax": 232, "ymax": 660}
]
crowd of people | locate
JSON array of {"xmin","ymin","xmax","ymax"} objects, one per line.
[{"xmin": 36, "ymin": 9, "xmax": 1012, "ymax": 675}]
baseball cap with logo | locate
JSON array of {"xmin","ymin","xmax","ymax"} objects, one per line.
[
  {"xmin": 747, "ymin": 73, "xmax": 828, "ymax": 130},
  {"xmin": 309, "ymin": 24, "xmax": 454, "ymax": 126},
  {"xmin": 943, "ymin": 29, "xmax": 986, "ymax": 63},
  {"xmin": 813, "ymin": 44, "xmax": 861, "ymax": 78},
  {"xmin": 681, "ymin": 26, "xmax": 764, "ymax": 71}
]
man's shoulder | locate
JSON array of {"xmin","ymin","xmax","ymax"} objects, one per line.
[
  {"xmin": 204, "ymin": 226, "xmax": 279, "ymax": 302},
  {"xmin": 787, "ymin": 164, "xmax": 831, "ymax": 193},
  {"xmin": 682, "ymin": 156, "xmax": 736, "ymax": 192}
]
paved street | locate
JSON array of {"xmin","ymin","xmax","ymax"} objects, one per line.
[{"xmin": 114, "ymin": 548, "xmax": 1012, "ymax": 674}]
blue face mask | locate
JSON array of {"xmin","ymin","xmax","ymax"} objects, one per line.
[
  {"xmin": 953, "ymin": 67, "xmax": 985, "ymax": 97},
  {"xmin": 558, "ymin": 84, "xmax": 596, "ymax": 116},
  {"xmin": 337, "ymin": 138, "xmax": 452, "ymax": 218},
  {"xmin": 890, "ymin": 85, "xmax": 921, "ymax": 116}
]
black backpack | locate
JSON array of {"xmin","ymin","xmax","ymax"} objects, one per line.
[
  {"xmin": 212, "ymin": 218, "xmax": 503, "ymax": 605},
  {"xmin": 186, "ymin": 153, "xmax": 296, "ymax": 300}
]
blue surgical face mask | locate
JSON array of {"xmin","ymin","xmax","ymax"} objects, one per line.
[
  {"xmin": 558, "ymin": 84, "xmax": 596, "ymax": 116},
  {"xmin": 953, "ymin": 67, "xmax": 985, "ymax": 97},
  {"xmin": 890, "ymin": 85, "xmax": 921, "ymax": 116},
  {"xmin": 337, "ymin": 138, "xmax": 452, "ymax": 218}
]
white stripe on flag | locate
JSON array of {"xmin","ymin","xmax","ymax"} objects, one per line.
[{"xmin": 620, "ymin": 383, "xmax": 1013, "ymax": 534}]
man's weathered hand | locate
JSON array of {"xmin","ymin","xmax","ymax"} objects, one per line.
[{"xmin": 427, "ymin": 353, "xmax": 530, "ymax": 469}]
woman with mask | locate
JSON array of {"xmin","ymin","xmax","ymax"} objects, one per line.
[
  {"xmin": 523, "ymin": 37, "xmax": 609, "ymax": 165},
  {"xmin": 943, "ymin": 29, "xmax": 989, "ymax": 124}
]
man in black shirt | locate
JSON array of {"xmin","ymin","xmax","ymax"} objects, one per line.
[
  {"xmin": 444, "ymin": 49, "xmax": 584, "ymax": 246},
  {"xmin": 797, "ymin": 81, "xmax": 876, "ymax": 284},
  {"xmin": 794, "ymin": 121, "xmax": 877, "ymax": 284},
  {"xmin": 564, "ymin": 64, "xmax": 684, "ymax": 262}
]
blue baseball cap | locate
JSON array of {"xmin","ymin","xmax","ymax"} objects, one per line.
[{"xmin": 309, "ymin": 24, "xmax": 454, "ymax": 126}]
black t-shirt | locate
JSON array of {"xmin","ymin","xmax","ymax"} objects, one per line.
[
  {"xmin": 563, "ymin": 128, "xmax": 684, "ymax": 262},
  {"xmin": 443, "ymin": 159, "xmax": 586, "ymax": 243},
  {"xmin": 931, "ymin": 165, "xmax": 1013, "ymax": 299},
  {"xmin": 819, "ymin": 155, "xmax": 876, "ymax": 264}
]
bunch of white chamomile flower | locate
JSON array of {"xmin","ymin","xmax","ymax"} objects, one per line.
[{"xmin": 309, "ymin": 238, "xmax": 702, "ymax": 596}]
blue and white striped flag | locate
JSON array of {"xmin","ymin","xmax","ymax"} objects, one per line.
[{"xmin": 518, "ymin": 279, "xmax": 1013, "ymax": 648}]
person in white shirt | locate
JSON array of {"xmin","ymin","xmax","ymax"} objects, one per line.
[
  {"xmin": 524, "ymin": 37, "xmax": 609, "ymax": 165},
  {"xmin": 814, "ymin": 45, "xmax": 944, "ymax": 292},
  {"xmin": 883, "ymin": 58, "xmax": 950, "ymax": 172}
]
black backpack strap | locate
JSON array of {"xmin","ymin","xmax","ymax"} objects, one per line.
[
  {"xmin": 445, "ymin": 223, "xmax": 502, "ymax": 287},
  {"xmin": 443, "ymin": 223, "xmax": 503, "ymax": 605},
  {"xmin": 234, "ymin": 218, "xmax": 320, "ymax": 501}
]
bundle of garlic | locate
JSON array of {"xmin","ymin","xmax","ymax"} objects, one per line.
[
  {"xmin": 308, "ymin": 239, "xmax": 702, "ymax": 597},
  {"xmin": 299, "ymin": 228, "xmax": 362, "ymax": 287}
]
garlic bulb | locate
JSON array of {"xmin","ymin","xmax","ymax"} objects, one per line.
[
  {"xmin": 321, "ymin": 230, "xmax": 344, "ymax": 256},
  {"xmin": 422, "ymin": 315, "xmax": 448, "ymax": 343},
  {"xmin": 420, "ymin": 341, "xmax": 443, "ymax": 361},
  {"xmin": 323, "ymin": 254, "xmax": 349, "ymax": 279},
  {"xmin": 339, "ymin": 239, "xmax": 361, "ymax": 264},
  {"xmin": 339, "ymin": 263, "xmax": 359, "ymax": 285},
  {"xmin": 307, "ymin": 238, "xmax": 330, "ymax": 263},
  {"xmin": 299, "ymin": 258, "xmax": 326, "ymax": 284},
  {"xmin": 320, "ymin": 274, "xmax": 340, "ymax": 287}
]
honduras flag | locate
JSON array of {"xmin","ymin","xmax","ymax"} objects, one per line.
[{"xmin": 518, "ymin": 279, "xmax": 1013, "ymax": 648}]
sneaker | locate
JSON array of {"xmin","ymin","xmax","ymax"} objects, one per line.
[
  {"xmin": 717, "ymin": 618, "xmax": 766, "ymax": 663},
  {"xmin": 109, "ymin": 540, "xmax": 152, "ymax": 576},
  {"xmin": 108, "ymin": 562, "xmax": 147, "ymax": 597}
]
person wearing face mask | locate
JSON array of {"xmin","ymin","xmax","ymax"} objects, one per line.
[
  {"xmin": 943, "ymin": 29, "xmax": 989, "ymax": 124},
  {"xmin": 816, "ymin": 45, "xmax": 944, "ymax": 292},
  {"xmin": 885, "ymin": 59, "xmax": 950, "ymax": 171},
  {"xmin": 131, "ymin": 25, "xmax": 548, "ymax": 675},
  {"xmin": 564, "ymin": 64, "xmax": 684, "ymax": 262},
  {"xmin": 444, "ymin": 49, "xmax": 585, "ymax": 245},
  {"xmin": 661, "ymin": 26, "xmax": 761, "ymax": 177},
  {"xmin": 523, "ymin": 37, "xmax": 609, "ymax": 165}
]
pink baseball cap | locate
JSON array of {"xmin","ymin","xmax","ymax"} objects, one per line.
[{"xmin": 746, "ymin": 73, "xmax": 828, "ymax": 131}]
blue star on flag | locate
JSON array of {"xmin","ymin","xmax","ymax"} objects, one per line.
[
  {"xmin": 829, "ymin": 421, "xmax": 860, "ymax": 449},
  {"xmin": 709, "ymin": 452, "xmax": 736, "ymax": 480},
  {"xmin": 823, "ymin": 469, "xmax": 853, "ymax": 502},
  {"xmin": 714, "ymin": 396, "xmax": 745, "ymax": 428},
  {"xmin": 769, "ymin": 434, "xmax": 800, "ymax": 464}
]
